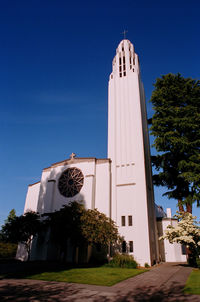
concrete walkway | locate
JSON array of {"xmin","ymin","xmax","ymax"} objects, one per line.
[{"xmin": 0, "ymin": 263, "xmax": 199, "ymax": 301}]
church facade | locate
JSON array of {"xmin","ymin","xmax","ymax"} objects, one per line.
[{"xmin": 17, "ymin": 39, "xmax": 186, "ymax": 266}]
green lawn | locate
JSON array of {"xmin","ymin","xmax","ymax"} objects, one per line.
[
  {"xmin": 184, "ymin": 269, "xmax": 200, "ymax": 295},
  {"xmin": 26, "ymin": 267, "xmax": 146, "ymax": 286}
]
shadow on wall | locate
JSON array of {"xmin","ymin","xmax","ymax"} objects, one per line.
[
  {"xmin": 36, "ymin": 167, "xmax": 87, "ymax": 214},
  {"xmin": 17, "ymin": 190, "xmax": 86, "ymax": 262},
  {"xmin": 33, "ymin": 192, "xmax": 86, "ymax": 262}
]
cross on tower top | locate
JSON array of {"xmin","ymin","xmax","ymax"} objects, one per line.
[
  {"xmin": 70, "ymin": 152, "xmax": 76, "ymax": 159},
  {"xmin": 122, "ymin": 30, "xmax": 128, "ymax": 39}
]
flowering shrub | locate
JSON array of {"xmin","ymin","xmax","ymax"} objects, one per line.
[{"xmin": 160, "ymin": 211, "xmax": 200, "ymax": 266}]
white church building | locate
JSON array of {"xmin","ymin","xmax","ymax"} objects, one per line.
[{"xmin": 17, "ymin": 39, "xmax": 186, "ymax": 266}]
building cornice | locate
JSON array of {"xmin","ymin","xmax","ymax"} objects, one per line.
[{"xmin": 28, "ymin": 181, "xmax": 41, "ymax": 187}]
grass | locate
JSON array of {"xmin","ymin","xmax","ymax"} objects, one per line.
[
  {"xmin": 184, "ymin": 269, "xmax": 200, "ymax": 295},
  {"xmin": 25, "ymin": 267, "xmax": 146, "ymax": 286}
]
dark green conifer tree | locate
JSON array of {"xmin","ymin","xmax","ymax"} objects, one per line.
[{"xmin": 149, "ymin": 73, "xmax": 200, "ymax": 213}]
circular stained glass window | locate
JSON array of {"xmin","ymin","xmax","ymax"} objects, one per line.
[{"xmin": 58, "ymin": 167, "xmax": 84, "ymax": 198}]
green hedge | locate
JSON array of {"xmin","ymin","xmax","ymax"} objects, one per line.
[
  {"xmin": 0, "ymin": 242, "xmax": 17, "ymax": 259},
  {"xmin": 196, "ymin": 257, "xmax": 200, "ymax": 269},
  {"xmin": 106, "ymin": 253, "xmax": 138, "ymax": 268}
]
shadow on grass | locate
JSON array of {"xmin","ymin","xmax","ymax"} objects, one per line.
[{"xmin": 0, "ymin": 260, "xmax": 103, "ymax": 279}]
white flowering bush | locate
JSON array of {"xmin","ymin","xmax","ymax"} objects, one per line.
[{"xmin": 160, "ymin": 211, "xmax": 200, "ymax": 266}]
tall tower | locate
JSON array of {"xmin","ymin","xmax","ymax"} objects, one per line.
[{"xmin": 108, "ymin": 39, "xmax": 159, "ymax": 265}]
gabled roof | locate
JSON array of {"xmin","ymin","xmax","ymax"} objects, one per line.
[
  {"xmin": 43, "ymin": 157, "xmax": 111, "ymax": 171},
  {"xmin": 28, "ymin": 156, "xmax": 111, "ymax": 186}
]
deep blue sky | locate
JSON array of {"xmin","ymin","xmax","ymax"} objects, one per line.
[{"xmin": 0, "ymin": 0, "xmax": 200, "ymax": 225}]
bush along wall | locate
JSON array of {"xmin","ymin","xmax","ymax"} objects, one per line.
[
  {"xmin": 106, "ymin": 253, "xmax": 138, "ymax": 268},
  {"xmin": 0, "ymin": 242, "xmax": 17, "ymax": 259}
]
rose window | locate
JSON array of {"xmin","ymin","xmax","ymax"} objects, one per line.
[{"xmin": 58, "ymin": 167, "xmax": 84, "ymax": 197}]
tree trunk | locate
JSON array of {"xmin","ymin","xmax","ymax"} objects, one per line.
[
  {"xmin": 185, "ymin": 203, "xmax": 193, "ymax": 264},
  {"xmin": 178, "ymin": 200, "xmax": 184, "ymax": 212},
  {"xmin": 186, "ymin": 203, "xmax": 192, "ymax": 213},
  {"xmin": 75, "ymin": 246, "xmax": 79, "ymax": 264},
  {"xmin": 177, "ymin": 201, "xmax": 193, "ymax": 264},
  {"xmin": 60, "ymin": 246, "xmax": 65, "ymax": 263},
  {"xmin": 26, "ymin": 243, "xmax": 31, "ymax": 261}
]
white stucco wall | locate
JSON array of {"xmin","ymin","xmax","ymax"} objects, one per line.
[
  {"xmin": 162, "ymin": 218, "xmax": 187, "ymax": 262},
  {"xmin": 36, "ymin": 160, "xmax": 97, "ymax": 214},
  {"xmin": 25, "ymin": 158, "xmax": 111, "ymax": 218},
  {"xmin": 24, "ymin": 182, "xmax": 41, "ymax": 213},
  {"xmin": 117, "ymin": 184, "xmax": 151, "ymax": 265},
  {"xmin": 95, "ymin": 161, "xmax": 111, "ymax": 217}
]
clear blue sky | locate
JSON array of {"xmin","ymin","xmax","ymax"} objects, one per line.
[{"xmin": 0, "ymin": 0, "xmax": 200, "ymax": 226}]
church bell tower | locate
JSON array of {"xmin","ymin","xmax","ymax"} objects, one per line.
[{"xmin": 108, "ymin": 39, "xmax": 159, "ymax": 265}]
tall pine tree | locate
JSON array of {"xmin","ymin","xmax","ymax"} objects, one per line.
[{"xmin": 149, "ymin": 73, "xmax": 200, "ymax": 213}]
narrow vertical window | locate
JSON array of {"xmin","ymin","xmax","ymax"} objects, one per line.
[
  {"xmin": 122, "ymin": 241, "xmax": 126, "ymax": 253},
  {"xmin": 128, "ymin": 215, "xmax": 132, "ymax": 226},
  {"xmin": 121, "ymin": 216, "xmax": 125, "ymax": 226},
  {"xmin": 129, "ymin": 241, "xmax": 133, "ymax": 253},
  {"xmin": 123, "ymin": 56, "xmax": 125, "ymax": 64},
  {"xmin": 119, "ymin": 56, "xmax": 122, "ymax": 77}
]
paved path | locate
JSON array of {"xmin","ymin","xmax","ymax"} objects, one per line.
[{"xmin": 0, "ymin": 263, "xmax": 199, "ymax": 301}]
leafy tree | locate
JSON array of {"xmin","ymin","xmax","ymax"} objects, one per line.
[
  {"xmin": 160, "ymin": 211, "xmax": 200, "ymax": 266},
  {"xmin": 0, "ymin": 209, "xmax": 17, "ymax": 241},
  {"xmin": 1, "ymin": 211, "xmax": 42, "ymax": 261},
  {"xmin": 81, "ymin": 208, "xmax": 119, "ymax": 246},
  {"xmin": 149, "ymin": 73, "xmax": 200, "ymax": 213},
  {"xmin": 45, "ymin": 202, "xmax": 85, "ymax": 260},
  {"xmin": 46, "ymin": 202, "xmax": 120, "ymax": 261},
  {"xmin": 4, "ymin": 209, "xmax": 16, "ymax": 224}
]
